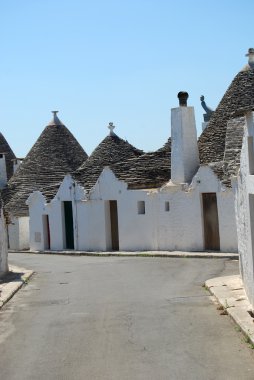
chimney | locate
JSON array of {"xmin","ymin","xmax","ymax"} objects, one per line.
[
  {"xmin": 171, "ymin": 92, "xmax": 200, "ymax": 184},
  {"xmin": 13, "ymin": 158, "xmax": 23, "ymax": 173}
]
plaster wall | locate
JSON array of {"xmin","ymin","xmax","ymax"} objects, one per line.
[
  {"xmin": 8, "ymin": 216, "xmax": 29, "ymax": 250},
  {"xmin": 0, "ymin": 209, "xmax": 8, "ymax": 275},
  {"xmin": 195, "ymin": 166, "xmax": 237, "ymax": 252},
  {"xmin": 27, "ymin": 192, "xmax": 47, "ymax": 251},
  {"xmin": 91, "ymin": 169, "xmax": 157, "ymax": 251},
  {"xmin": 27, "ymin": 166, "xmax": 238, "ymax": 253},
  {"xmin": 76, "ymin": 201, "xmax": 107, "ymax": 251},
  {"xmin": 217, "ymin": 192, "xmax": 238, "ymax": 252},
  {"xmin": 235, "ymin": 112, "xmax": 254, "ymax": 306},
  {"xmin": 171, "ymin": 106, "xmax": 199, "ymax": 184}
]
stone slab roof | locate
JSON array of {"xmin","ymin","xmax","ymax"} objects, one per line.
[
  {"xmin": 41, "ymin": 136, "xmax": 171, "ymax": 201},
  {"xmin": 111, "ymin": 138, "xmax": 171, "ymax": 189},
  {"xmin": 73, "ymin": 132, "xmax": 143, "ymax": 192},
  {"xmin": 198, "ymin": 69, "xmax": 254, "ymax": 186},
  {"xmin": 198, "ymin": 70, "xmax": 254, "ymax": 164},
  {"xmin": 0, "ymin": 133, "xmax": 16, "ymax": 180},
  {"xmin": 2, "ymin": 117, "xmax": 88, "ymax": 217}
]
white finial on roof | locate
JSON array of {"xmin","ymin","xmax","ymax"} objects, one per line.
[
  {"xmin": 108, "ymin": 122, "xmax": 116, "ymax": 136},
  {"xmin": 52, "ymin": 111, "xmax": 59, "ymax": 123},
  {"xmin": 245, "ymin": 48, "xmax": 254, "ymax": 69},
  {"xmin": 47, "ymin": 111, "xmax": 64, "ymax": 126}
]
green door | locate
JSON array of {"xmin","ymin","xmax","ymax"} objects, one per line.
[{"xmin": 64, "ymin": 201, "xmax": 74, "ymax": 249}]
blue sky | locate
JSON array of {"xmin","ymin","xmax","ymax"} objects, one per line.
[{"xmin": 0, "ymin": 0, "xmax": 253, "ymax": 157}]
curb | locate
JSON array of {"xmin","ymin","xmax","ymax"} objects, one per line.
[
  {"xmin": 205, "ymin": 275, "xmax": 254, "ymax": 346},
  {"xmin": 0, "ymin": 266, "xmax": 34, "ymax": 309},
  {"xmin": 10, "ymin": 250, "xmax": 239, "ymax": 260}
]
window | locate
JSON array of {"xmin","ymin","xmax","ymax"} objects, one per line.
[
  {"xmin": 165, "ymin": 201, "xmax": 170, "ymax": 212},
  {"xmin": 137, "ymin": 201, "xmax": 145, "ymax": 214}
]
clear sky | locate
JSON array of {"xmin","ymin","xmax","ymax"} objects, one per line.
[{"xmin": 0, "ymin": 0, "xmax": 253, "ymax": 157}]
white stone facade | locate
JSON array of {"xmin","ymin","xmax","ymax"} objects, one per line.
[
  {"xmin": 171, "ymin": 106, "xmax": 199, "ymax": 184},
  {"xmin": 27, "ymin": 167, "xmax": 237, "ymax": 253},
  {"xmin": 25, "ymin": 101, "xmax": 238, "ymax": 254},
  {"xmin": 0, "ymin": 208, "xmax": 8, "ymax": 275},
  {"xmin": 235, "ymin": 111, "xmax": 254, "ymax": 306},
  {"xmin": 8, "ymin": 216, "xmax": 29, "ymax": 251}
]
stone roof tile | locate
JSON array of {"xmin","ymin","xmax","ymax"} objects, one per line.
[
  {"xmin": 198, "ymin": 69, "xmax": 254, "ymax": 187},
  {"xmin": 73, "ymin": 133, "xmax": 143, "ymax": 192},
  {"xmin": 112, "ymin": 138, "xmax": 171, "ymax": 189},
  {"xmin": 0, "ymin": 133, "xmax": 16, "ymax": 180},
  {"xmin": 2, "ymin": 116, "xmax": 88, "ymax": 217}
]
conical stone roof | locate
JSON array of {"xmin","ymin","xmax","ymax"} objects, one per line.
[
  {"xmin": 0, "ymin": 133, "xmax": 16, "ymax": 180},
  {"xmin": 3, "ymin": 113, "xmax": 88, "ymax": 216},
  {"xmin": 198, "ymin": 69, "xmax": 254, "ymax": 165},
  {"xmin": 74, "ymin": 126, "xmax": 143, "ymax": 192},
  {"xmin": 112, "ymin": 138, "xmax": 171, "ymax": 189}
]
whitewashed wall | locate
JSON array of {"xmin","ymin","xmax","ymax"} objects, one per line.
[
  {"xmin": 27, "ymin": 192, "xmax": 47, "ymax": 251},
  {"xmin": 27, "ymin": 167, "xmax": 238, "ymax": 253},
  {"xmin": 235, "ymin": 112, "xmax": 254, "ymax": 306},
  {"xmin": 0, "ymin": 208, "xmax": 8, "ymax": 275},
  {"xmin": 8, "ymin": 216, "xmax": 29, "ymax": 250}
]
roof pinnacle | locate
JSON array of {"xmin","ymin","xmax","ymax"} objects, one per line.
[
  {"xmin": 200, "ymin": 95, "xmax": 214, "ymax": 122},
  {"xmin": 47, "ymin": 111, "xmax": 64, "ymax": 126},
  {"xmin": 245, "ymin": 48, "xmax": 254, "ymax": 69},
  {"xmin": 108, "ymin": 122, "xmax": 116, "ymax": 136}
]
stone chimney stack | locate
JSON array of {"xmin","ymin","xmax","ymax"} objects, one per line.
[
  {"xmin": 0, "ymin": 153, "xmax": 8, "ymax": 189},
  {"xmin": 13, "ymin": 158, "xmax": 23, "ymax": 174},
  {"xmin": 171, "ymin": 92, "xmax": 200, "ymax": 184}
]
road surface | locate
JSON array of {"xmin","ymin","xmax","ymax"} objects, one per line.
[{"xmin": 0, "ymin": 253, "xmax": 253, "ymax": 380}]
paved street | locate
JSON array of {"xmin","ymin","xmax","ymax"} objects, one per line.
[{"xmin": 0, "ymin": 253, "xmax": 254, "ymax": 380}]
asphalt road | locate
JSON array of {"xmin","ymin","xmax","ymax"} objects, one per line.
[{"xmin": 0, "ymin": 253, "xmax": 254, "ymax": 380}]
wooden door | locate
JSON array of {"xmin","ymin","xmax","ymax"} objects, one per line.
[
  {"xmin": 109, "ymin": 200, "xmax": 119, "ymax": 251},
  {"xmin": 202, "ymin": 193, "xmax": 220, "ymax": 251},
  {"xmin": 64, "ymin": 201, "xmax": 74, "ymax": 249},
  {"xmin": 42, "ymin": 215, "xmax": 50, "ymax": 250}
]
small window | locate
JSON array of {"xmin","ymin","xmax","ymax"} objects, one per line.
[
  {"xmin": 34, "ymin": 232, "xmax": 41, "ymax": 243},
  {"xmin": 165, "ymin": 201, "xmax": 170, "ymax": 212},
  {"xmin": 0, "ymin": 154, "xmax": 3, "ymax": 159},
  {"xmin": 137, "ymin": 201, "xmax": 145, "ymax": 214}
]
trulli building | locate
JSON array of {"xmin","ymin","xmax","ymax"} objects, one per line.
[
  {"xmin": 2, "ymin": 112, "xmax": 88, "ymax": 250},
  {"xmin": 26, "ymin": 83, "xmax": 244, "ymax": 252},
  {"xmin": 0, "ymin": 132, "xmax": 16, "ymax": 274}
]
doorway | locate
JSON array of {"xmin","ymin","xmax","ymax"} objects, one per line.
[
  {"xmin": 202, "ymin": 193, "xmax": 220, "ymax": 251},
  {"xmin": 109, "ymin": 200, "xmax": 119, "ymax": 251},
  {"xmin": 63, "ymin": 201, "xmax": 74, "ymax": 249},
  {"xmin": 42, "ymin": 214, "xmax": 50, "ymax": 250}
]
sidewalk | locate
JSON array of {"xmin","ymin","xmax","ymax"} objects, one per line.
[
  {"xmin": 0, "ymin": 266, "xmax": 34, "ymax": 309},
  {"xmin": 205, "ymin": 275, "xmax": 254, "ymax": 345},
  {"xmin": 14, "ymin": 249, "xmax": 239, "ymax": 259}
]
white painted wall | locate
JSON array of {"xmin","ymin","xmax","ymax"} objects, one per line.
[
  {"xmin": 27, "ymin": 191, "xmax": 48, "ymax": 251},
  {"xmin": 27, "ymin": 167, "xmax": 238, "ymax": 253},
  {"xmin": 8, "ymin": 216, "xmax": 29, "ymax": 250},
  {"xmin": 235, "ymin": 111, "xmax": 254, "ymax": 306},
  {"xmin": 0, "ymin": 208, "xmax": 8, "ymax": 275},
  {"xmin": 171, "ymin": 106, "xmax": 199, "ymax": 184}
]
